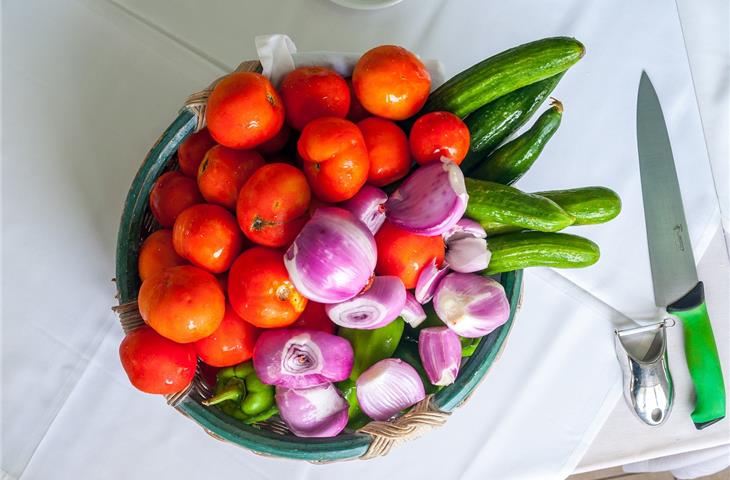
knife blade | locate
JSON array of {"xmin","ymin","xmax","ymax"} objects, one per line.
[{"xmin": 637, "ymin": 71, "xmax": 725, "ymax": 429}]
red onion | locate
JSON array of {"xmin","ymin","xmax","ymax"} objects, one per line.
[
  {"xmin": 325, "ymin": 276, "xmax": 406, "ymax": 330},
  {"xmin": 340, "ymin": 185, "xmax": 388, "ymax": 235},
  {"xmin": 385, "ymin": 160, "xmax": 468, "ymax": 236},
  {"xmin": 414, "ymin": 259, "xmax": 450, "ymax": 304},
  {"xmin": 433, "ymin": 272, "xmax": 510, "ymax": 338},
  {"xmin": 284, "ymin": 207, "xmax": 377, "ymax": 303},
  {"xmin": 419, "ymin": 327, "xmax": 462, "ymax": 386},
  {"xmin": 444, "ymin": 218, "xmax": 486, "ymax": 242},
  {"xmin": 253, "ymin": 329, "xmax": 353, "ymax": 388},
  {"xmin": 445, "ymin": 236, "xmax": 491, "ymax": 273},
  {"xmin": 275, "ymin": 383, "xmax": 348, "ymax": 438},
  {"xmin": 401, "ymin": 291, "xmax": 427, "ymax": 328},
  {"xmin": 356, "ymin": 358, "xmax": 425, "ymax": 421}
]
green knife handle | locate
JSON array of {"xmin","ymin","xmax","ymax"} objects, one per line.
[{"xmin": 667, "ymin": 281, "xmax": 726, "ymax": 429}]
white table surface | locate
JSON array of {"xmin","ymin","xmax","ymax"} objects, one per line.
[{"xmin": 2, "ymin": 1, "xmax": 728, "ymax": 479}]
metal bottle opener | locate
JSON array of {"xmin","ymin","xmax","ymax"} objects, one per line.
[{"xmin": 614, "ymin": 319, "xmax": 675, "ymax": 426}]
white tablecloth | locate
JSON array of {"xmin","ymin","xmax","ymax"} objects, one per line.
[{"xmin": 2, "ymin": 1, "xmax": 728, "ymax": 479}]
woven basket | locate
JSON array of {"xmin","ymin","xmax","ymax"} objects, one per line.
[{"xmin": 114, "ymin": 60, "xmax": 523, "ymax": 462}]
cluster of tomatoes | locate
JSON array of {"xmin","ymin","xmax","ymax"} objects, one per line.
[{"xmin": 120, "ymin": 45, "xmax": 471, "ymax": 396}]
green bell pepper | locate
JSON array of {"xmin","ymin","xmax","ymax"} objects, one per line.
[
  {"xmin": 339, "ymin": 318, "xmax": 405, "ymax": 380},
  {"xmin": 203, "ymin": 361, "xmax": 277, "ymax": 424}
]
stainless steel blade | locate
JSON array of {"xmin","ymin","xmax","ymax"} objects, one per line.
[{"xmin": 637, "ymin": 71, "xmax": 699, "ymax": 307}]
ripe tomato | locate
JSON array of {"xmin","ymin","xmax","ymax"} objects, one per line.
[
  {"xmin": 410, "ymin": 111, "xmax": 470, "ymax": 165},
  {"xmin": 195, "ymin": 303, "xmax": 260, "ymax": 367},
  {"xmin": 374, "ymin": 220, "xmax": 445, "ymax": 289},
  {"xmin": 258, "ymin": 124, "xmax": 291, "ymax": 155},
  {"xmin": 207, "ymin": 72, "xmax": 284, "ymax": 149},
  {"xmin": 149, "ymin": 172, "xmax": 204, "ymax": 228},
  {"xmin": 172, "ymin": 204, "xmax": 243, "ymax": 273},
  {"xmin": 298, "ymin": 117, "xmax": 369, "ymax": 202},
  {"xmin": 346, "ymin": 78, "xmax": 370, "ymax": 122},
  {"xmin": 352, "ymin": 45, "xmax": 431, "ymax": 120},
  {"xmin": 138, "ymin": 230, "xmax": 187, "ymax": 281},
  {"xmin": 237, "ymin": 163, "xmax": 311, "ymax": 247},
  {"xmin": 138, "ymin": 265, "xmax": 225, "ymax": 343},
  {"xmin": 358, "ymin": 117, "xmax": 411, "ymax": 186},
  {"xmin": 119, "ymin": 326, "xmax": 197, "ymax": 394},
  {"xmin": 280, "ymin": 67, "xmax": 350, "ymax": 130},
  {"xmin": 228, "ymin": 247, "xmax": 307, "ymax": 328},
  {"xmin": 197, "ymin": 145, "xmax": 265, "ymax": 210},
  {"xmin": 178, "ymin": 128, "xmax": 217, "ymax": 178},
  {"xmin": 290, "ymin": 301, "xmax": 336, "ymax": 334}
]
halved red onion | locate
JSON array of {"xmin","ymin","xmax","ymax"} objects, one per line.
[
  {"xmin": 419, "ymin": 327, "xmax": 462, "ymax": 386},
  {"xmin": 414, "ymin": 259, "xmax": 450, "ymax": 304},
  {"xmin": 275, "ymin": 383, "xmax": 348, "ymax": 438},
  {"xmin": 385, "ymin": 160, "xmax": 468, "ymax": 236},
  {"xmin": 356, "ymin": 358, "xmax": 425, "ymax": 421},
  {"xmin": 445, "ymin": 236, "xmax": 491, "ymax": 273},
  {"xmin": 433, "ymin": 272, "xmax": 510, "ymax": 338},
  {"xmin": 340, "ymin": 185, "xmax": 388, "ymax": 235},
  {"xmin": 284, "ymin": 207, "xmax": 377, "ymax": 303},
  {"xmin": 325, "ymin": 276, "xmax": 406, "ymax": 330},
  {"xmin": 443, "ymin": 218, "xmax": 487, "ymax": 242},
  {"xmin": 253, "ymin": 329, "xmax": 353, "ymax": 388},
  {"xmin": 401, "ymin": 291, "xmax": 427, "ymax": 328}
]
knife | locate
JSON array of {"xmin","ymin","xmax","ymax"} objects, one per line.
[{"xmin": 637, "ymin": 71, "xmax": 726, "ymax": 429}]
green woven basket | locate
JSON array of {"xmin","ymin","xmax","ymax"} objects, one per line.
[{"xmin": 114, "ymin": 60, "xmax": 523, "ymax": 462}]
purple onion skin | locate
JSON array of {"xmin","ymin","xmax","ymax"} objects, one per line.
[
  {"xmin": 444, "ymin": 218, "xmax": 486, "ymax": 242},
  {"xmin": 276, "ymin": 384, "xmax": 349, "ymax": 438},
  {"xmin": 419, "ymin": 327, "xmax": 462, "ymax": 386},
  {"xmin": 433, "ymin": 272, "xmax": 510, "ymax": 338},
  {"xmin": 356, "ymin": 358, "xmax": 426, "ymax": 421},
  {"xmin": 385, "ymin": 160, "xmax": 468, "ymax": 236},
  {"xmin": 340, "ymin": 185, "xmax": 388, "ymax": 235},
  {"xmin": 284, "ymin": 207, "xmax": 377, "ymax": 304},
  {"xmin": 415, "ymin": 259, "xmax": 450, "ymax": 304},
  {"xmin": 445, "ymin": 236, "xmax": 491, "ymax": 273},
  {"xmin": 253, "ymin": 329, "xmax": 353, "ymax": 388},
  {"xmin": 325, "ymin": 276, "xmax": 406, "ymax": 330},
  {"xmin": 401, "ymin": 291, "xmax": 427, "ymax": 327}
]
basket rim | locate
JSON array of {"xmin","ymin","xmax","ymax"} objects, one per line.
[{"xmin": 114, "ymin": 108, "xmax": 523, "ymax": 462}]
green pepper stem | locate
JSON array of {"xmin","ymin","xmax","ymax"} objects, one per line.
[{"xmin": 202, "ymin": 386, "xmax": 243, "ymax": 406}]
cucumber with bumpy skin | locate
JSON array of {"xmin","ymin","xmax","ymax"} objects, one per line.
[
  {"xmin": 462, "ymin": 73, "xmax": 564, "ymax": 174},
  {"xmin": 423, "ymin": 37, "xmax": 584, "ymax": 118},
  {"xmin": 484, "ymin": 231, "xmax": 600, "ymax": 274},
  {"xmin": 472, "ymin": 99, "xmax": 563, "ymax": 185},
  {"xmin": 465, "ymin": 177, "xmax": 574, "ymax": 233},
  {"xmin": 482, "ymin": 186, "xmax": 622, "ymax": 235}
]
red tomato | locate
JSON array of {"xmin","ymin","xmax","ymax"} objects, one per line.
[
  {"xmin": 149, "ymin": 172, "xmax": 204, "ymax": 228},
  {"xmin": 374, "ymin": 220, "xmax": 445, "ymax": 289},
  {"xmin": 207, "ymin": 72, "xmax": 285, "ymax": 149},
  {"xmin": 119, "ymin": 326, "xmax": 197, "ymax": 394},
  {"xmin": 297, "ymin": 117, "xmax": 369, "ymax": 202},
  {"xmin": 358, "ymin": 117, "xmax": 411, "ymax": 187},
  {"xmin": 409, "ymin": 111, "xmax": 470, "ymax": 165},
  {"xmin": 346, "ymin": 78, "xmax": 370, "ymax": 122},
  {"xmin": 138, "ymin": 230, "xmax": 187, "ymax": 281},
  {"xmin": 280, "ymin": 67, "xmax": 350, "ymax": 130},
  {"xmin": 236, "ymin": 163, "xmax": 311, "ymax": 247},
  {"xmin": 138, "ymin": 265, "xmax": 225, "ymax": 343},
  {"xmin": 228, "ymin": 247, "xmax": 308, "ymax": 328},
  {"xmin": 195, "ymin": 303, "xmax": 260, "ymax": 367},
  {"xmin": 258, "ymin": 124, "xmax": 292, "ymax": 155},
  {"xmin": 290, "ymin": 301, "xmax": 336, "ymax": 334},
  {"xmin": 173, "ymin": 204, "xmax": 243, "ymax": 273},
  {"xmin": 352, "ymin": 45, "xmax": 431, "ymax": 120},
  {"xmin": 178, "ymin": 128, "xmax": 217, "ymax": 178},
  {"xmin": 197, "ymin": 145, "xmax": 265, "ymax": 210}
]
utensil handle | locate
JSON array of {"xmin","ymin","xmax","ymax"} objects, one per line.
[{"xmin": 667, "ymin": 281, "xmax": 726, "ymax": 429}]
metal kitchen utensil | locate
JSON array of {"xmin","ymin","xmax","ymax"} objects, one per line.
[
  {"xmin": 614, "ymin": 319, "xmax": 675, "ymax": 426},
  {"xmin": 636, "ymin": 71, "xmax": 726, "ymax": 429}
]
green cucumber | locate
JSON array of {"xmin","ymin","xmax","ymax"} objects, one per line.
[
  {"xmin": 536, "ymin": 187, "xmax": 622, "ymax": 225},
  {"xmin": 484, "ymin": 231, "xmax": 600, "ymax": 274},
  {"xmin": 472, "ymin": 99, "xmax": 563, "ymax": 184},
  {"xmin": 462, "ymin": 73, "xmax": 564, "ymax": 174},
  {"xmin": 465, "ymin": 177, "xmax": 574, "ymax": 232},
  {"xmin": 482, "ymin": 186, "xmax": 622, "ymax": 235},
  {"xmin": 423, "ymin": 37, "xmax": 584, "ymax": 118}
]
